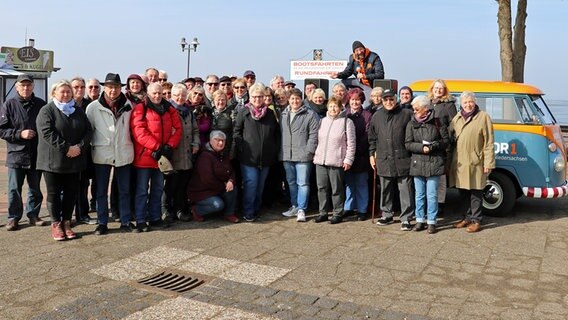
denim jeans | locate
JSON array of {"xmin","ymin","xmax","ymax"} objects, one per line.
[
  {"xmin": 134, "ymin": 168, "xmax": 164, "ymax": 224},
  {"xmin": 344, "ymin": 171, "xmax": 369, "ymax": 214},
  {"xmin": 195, "ymin": 190, "xmax": 237, "ymax": 216},
  {"xmin": 414, "ymin": 176, "xmax": 440, "ymax": 225},
  {"xmin": 7, "ymin": 167, "xmax": 43, "ymax": 221},
  {"xmin": 240, "ymin": 165, "xmax": 270, "ymax": 218},
  {"xmin": 282, "ymin": 161, "xmax": 312, "ymax": 210},
  {"xmin": 95, "ymin": 164, "xmax": 132, "ymax": 226}
]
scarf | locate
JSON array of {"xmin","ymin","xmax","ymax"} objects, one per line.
[
  {"xmin": 248, "ymin": 103, "xmax": 268, "ymax": 120},
  {"xmin": 460, "ymin": 105, "xmax": 479, "ymax": 120},
  {"xmin": 415, "ymin": 109, "xmax": 432, "ymax": 124},
  {"xmin": 170, "ymin": 99, "xmax": 190, "ymax": 119},
  {"xmin": 353, "ymin": 48, "xmax": 371, "ymax": 86},
  {"xmin": 53, "ymin": 98, "xmax": 76, "ymax": 116},
  {"xmin": 126, "ymin": 91, "xmax": 146, "ymax": 104}
]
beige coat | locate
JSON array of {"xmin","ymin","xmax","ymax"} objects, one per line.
[{"xmin": 449, "ymin": 110, "xmax": 495, "ymax": 190}]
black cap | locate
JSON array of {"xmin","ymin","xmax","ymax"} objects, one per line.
[
  {"xmin": 352, "ymin": 40, "xmax": 365, "ymax": 52},
  {"xmin": 381, "ymin": 89, "xmax": 396, "ymax": 98},
  {"xmin": 219, "ymin": 76, "xmax": 231, "ymax": 83},
  {"xmin": 182, "ymin": 77, "xmax": 195, "ymax": 83},
  {"xmin": 194, "ymin": 77, "xmax": 204, "ymax": 83},
  {"xmin": 102, "ymin": 73, "xmax": 125, "ymax": 86},
  {"xmin": 16, "ymin": 74, "xmax": 33, "ymax": 83},
  {"xmin": 284, "ymin": 81, "xmax": 296, "ymax": 87}
]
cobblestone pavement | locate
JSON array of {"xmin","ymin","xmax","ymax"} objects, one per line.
[{"xmin": 1, "ymin": 143, "xmax": 568, "ymax": 319}]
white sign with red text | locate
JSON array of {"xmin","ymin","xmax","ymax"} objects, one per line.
[{"xmin": 290, "ymin": 60, "xmax": 347, "ymax": 80}]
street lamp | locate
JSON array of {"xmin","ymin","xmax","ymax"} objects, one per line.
[{"xmin": 180, "ymin": 37, "xmax": 200, "ymax": 78}]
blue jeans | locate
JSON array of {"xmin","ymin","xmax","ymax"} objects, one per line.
[
  {"xmin": 195, "ymin": 190, "xmax": 237, "ymax": 216},
  {"xmin": 95, "ymin": 164, "xmax": 132, "ymax": 226},
  {"xmin": 240, "ymin": 165, "xmax": 270, "ymax": 218},
  {"xmin": 134, "ymin": 168, "xmax": 164, "ymax": 224},
  {"xmin": 414, "ymin": 176, "xmax": 440, "ymax": 225},
  {"xmin": 344, "ymin": 171, "xmax": 369, "ymax": 214},
  {"xmin": 283, "ymin": 161, "xmax": 312, "ymax": 210},
  {"xmin": 7, "ymin": 168, "xmax": 43, "ymax": 220}
]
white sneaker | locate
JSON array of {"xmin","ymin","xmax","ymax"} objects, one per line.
[
  {"xmin": 296, "ymin": 209, "xmax": 306, "ymax": 222},
  {"xmin": 282, "ymin": 206, "xmax": 298, "ymax": 217}
]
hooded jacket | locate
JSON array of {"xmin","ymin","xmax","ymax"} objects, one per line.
[
  {"xmin": 404, "ymin": 110, "xmax": 449, "ymax": 177},
  {"xmin": 279, "ymin": 105, "xmax": 320, "ymax": 162}
]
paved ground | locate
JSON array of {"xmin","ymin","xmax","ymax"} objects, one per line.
[{"xmin": 1, "ymin": 142, "xmax": 568, "ymax": 320}]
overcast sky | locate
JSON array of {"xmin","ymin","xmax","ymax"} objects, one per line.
[{"xmin": 2, "ymin": 0, "xmax": 567, "ymax": 99}]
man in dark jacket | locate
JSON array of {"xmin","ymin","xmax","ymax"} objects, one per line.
[
  {"xmin": 368, "ymin": 89, "xmax": 415, "ymax": 231},
  {"xmin": 0, "ymin": 74, "xmax": 48, "ymax": 230},
  {"xmin": 331, "ymin": 40, "xmax": 385, "ymax": 105}
]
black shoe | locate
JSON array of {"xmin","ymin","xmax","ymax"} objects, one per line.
[
  {"xmin": 79, "ymin": 216, "xmax": 97, "ymax": 225},
  {"xmin": 344, "ymin": 210, "xmax": 356, "ymax": 217},
  {"xmin": 148, "ymin": 219, "xmax": 169, "ymax": 228},
  {"xmin": 177, "ymin": 210, "xmax": 191, "ymax": 222},
  {"xmin": 136, "ymin": 222, "xmax": 150, "ymax": 233},
  {"xmin": 377, "ymin": 216, "xmax": 394, "ymax": 226},
  {"xmin": 163, "ymin": 212, "xmax": 176, "ymax": 224},
  {"xmin": 314, "ymin": 214, "xmax": 328, "ymax": 223},
  {"xmin": 414, "ymin": 222, "xmax": 426, "ymax": 232},
  {"xmin": 401, "ymin": 221, "xmax": 413, "ymax": 231},
  {"xmin": 329, "ymin": 215, "xmax": 343, "ymax": 224},
  {"xmin": 110, "ymin": 211, "xmax": 121, "ymax": 222},
  {"xmin": 427, "ymin": 224, "xmax": 437, "ymax": 234},
  {"xmin": 120, "ymin": 223, "xmax": 136, "ymax": 233},
  {"xmin": 94, "ymin": 224, "xmax": 108, "ymax": 235},
  {"xmin": 357, "ymin": 214, "xmax": 367, "ymax": 221}
]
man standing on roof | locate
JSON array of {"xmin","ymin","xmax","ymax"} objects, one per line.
[{"xmin": 331, "ymin": 40, "xmax": 384, "ymax": 104}]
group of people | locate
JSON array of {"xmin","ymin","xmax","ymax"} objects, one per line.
[{"xmin": 1, "ymin": 41, "xmax": 495, "ymax": 241}]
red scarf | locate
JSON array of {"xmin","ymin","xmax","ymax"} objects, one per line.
[{"xmin": 353, "ymin": 48, "xmax": 371, "ymax": 86}]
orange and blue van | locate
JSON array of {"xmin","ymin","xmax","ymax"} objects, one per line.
[{"xmin": 410, "ymin": 80, "xmax": 567, "ymax": 216}]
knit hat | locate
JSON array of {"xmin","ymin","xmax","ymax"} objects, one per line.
[
  {"xmin": 126, "ymin": 74, "xmax": 147, "ymax": 92},
  {"xmin": 352, "ymin": 41, "xmax": 365, "ymax": 52}
]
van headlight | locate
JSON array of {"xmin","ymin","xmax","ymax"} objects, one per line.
[
  {"xmin": 549, "ymin": 143, "xmax": 557, "ymax": 152},
  {"xmin": 554, "ymin": 155, "xmax": 565, "ymax": 172}
]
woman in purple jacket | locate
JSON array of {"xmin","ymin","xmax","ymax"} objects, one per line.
[{"xmin": 313, "ymin": 97, "xmax": 356, "ymax": 224}]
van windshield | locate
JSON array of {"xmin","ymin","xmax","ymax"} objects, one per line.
[{"xmin": 530, "ymin": 95, "xmax": 556, "ymax": 125}]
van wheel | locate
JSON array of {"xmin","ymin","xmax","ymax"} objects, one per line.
[{"xmin": 482, "ymin": 171, "xmax": 516, "ymax": 217}]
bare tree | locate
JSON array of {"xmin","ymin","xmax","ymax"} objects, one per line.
[{"xmin": 497, "ymin": 0, "xmax": 528, "ymax": 82}]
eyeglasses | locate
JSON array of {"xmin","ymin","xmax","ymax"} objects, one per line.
[
  {"xmin": 163, "ymin": 91, "xmax": 172, "ymax": 95},
  {"xmin": 245, "ymin": 76, "xmax": 256, "ymax": 79},
  {"xmin": 220, "ymin": 83, "xmax": 231, "ymax": 87},
  {"xmin": 159, "ymin": 78, "xmax": 167, "ymax": 82},
  {"xmin": 206, "ymin": 82, "xmax": 219, "ymax": 86},
  {"xmin": 88, "ymin": 86, "xmax": 100, "ymax": 89},
  {"xmin": 251, "ymin": 96, "xmax": 263, "ymax": 99},
  {"xmin": 234, "ymin": 86, "xmax": 246, "ymax": 89},
  {"xmin": 193, "ymin": 92, "xmax": 203, "ymax": 96},
  {"xmin": 72, "ymin": 86, "xmax": 85, "ymax": 89},
  {"xmin": 382, "ymin": 97, "xmax": 395, "ymax": 102}
]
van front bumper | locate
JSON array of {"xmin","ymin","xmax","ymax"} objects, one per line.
[{"xmin": 523, "ymin": 181, "xmax": 568, "ymax": 198}]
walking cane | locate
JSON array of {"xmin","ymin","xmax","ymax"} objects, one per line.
[{"xmin": 371, "ymin": 167, "xmax": 377, "ymax": 224}]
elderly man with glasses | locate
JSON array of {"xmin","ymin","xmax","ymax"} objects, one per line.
[
  {"xmin": 86, "ymin": 78, "xmax": 101, "ymax": 102},
  {"xmin": 204, "ymin": 74, "xmax": 220, "ymax": 109}
]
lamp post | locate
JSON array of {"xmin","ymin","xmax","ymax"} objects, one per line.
[{"xmin": 180, "ymin": 37, "xmax": 200, "ymax": 78}]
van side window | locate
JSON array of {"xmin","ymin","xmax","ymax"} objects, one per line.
[{"xmin": 481, "ymin": 96, "xmax": 523, "ymax": 124}]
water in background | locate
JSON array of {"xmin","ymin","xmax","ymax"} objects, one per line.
[{"xmin": 548, "ymin": 100, "xmax": 568, "ymax": 125}]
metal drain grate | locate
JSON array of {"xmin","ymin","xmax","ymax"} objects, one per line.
[{"xmin": 135, "ymin": 270, "xmax": 207, "ymax": 295}]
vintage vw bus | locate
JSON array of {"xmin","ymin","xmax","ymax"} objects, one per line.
[{"xmin": 410, "ymin": 80, "xmax": 567, "ymax": 216}]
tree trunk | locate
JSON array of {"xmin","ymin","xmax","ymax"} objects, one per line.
[
  {"xmin": 497, "ymin": 0, "xmax": 514, "ymax": 82},
  {"xmin": 513, "ymin": 0, "xmax": 527, "ymax": 82}
]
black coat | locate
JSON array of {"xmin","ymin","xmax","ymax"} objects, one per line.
[
  {"xmin": 36, "ymin": 102, "xmax": 92, "ymax": 173},
  {"xmin": 404, "ymin": 110, "xmax": 449, "ymax": 177},
  {"xmin": 368, "ymin": 105, "xmax": 412, "ymax": 177},
  {"xmin": 0, "ymin": 94, "xmax": 45, "ymax": 169},
  {"xmin": 432, "ymin": 98, "xmax": 457, "ymax": 127},
  {"xmin": 233, "ymin": 106, "xmax": 280, "ymax": 169},
  {"xmin": 212, "ymin": 107, "xmax": 235, "ymax": 158}
]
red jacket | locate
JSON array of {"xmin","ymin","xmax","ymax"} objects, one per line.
[{"xmin": 131, "ymin": 98, "xmax": 182, "ymax": 168}]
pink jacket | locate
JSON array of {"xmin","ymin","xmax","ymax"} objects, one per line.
[{"xmin": 313, "ymin": 115, "xmax": 356, "ymax": 167}]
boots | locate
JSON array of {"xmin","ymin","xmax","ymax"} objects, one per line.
[
  {"xmin": 51, "ymin": 222, "xmax": 65, "ymax": 241},
  {"xmin": 62, "ymin": 220, "xmax": 77, "ymax": 239}
]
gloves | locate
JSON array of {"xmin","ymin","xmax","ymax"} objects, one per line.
[
  {"xmin": 151, "ymin": 148, "xmax": 162, "ymax": 161},
  {"xmin": 162, "ymin": 144, "xmax": 173, "ymax": 159}
]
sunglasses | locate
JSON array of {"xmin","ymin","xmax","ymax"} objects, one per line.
[
  {"xmin": 234, "ymin": 86, "xmax": 246, "ymax": 89},
  {"xmin": 206, "ymin": 83, "xmax": 219, "ymax": 86},
  {"xmin": 88, "ymin": 86, "xmax": 100, "ymax": 89},
  {"xmin": 193, "ymin": 92, "xmax": 203, "ymax": 96},
  {"xmin": 220, "ymin": 83, "xmax": 231, "ymax": 87},
  {"xmin": 159, "ymin": 78, "xmax": 167, "ymax": 81},
  {"xmin": 382, "ymin": 97, "xmax": 395, "ymax": 101},
  {"xmin": 163, "ymin": 91, "xmax": 172, "ymax": 95}
]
